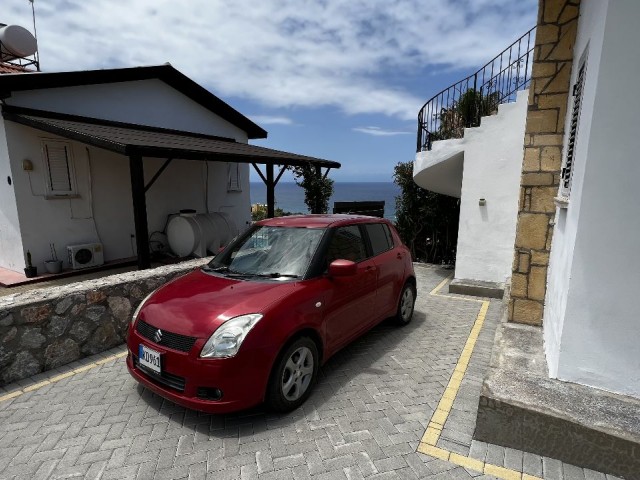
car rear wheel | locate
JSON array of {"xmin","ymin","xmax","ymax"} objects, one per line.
[
  {"xmin": 267, "ymin": 337, "xmax": 319, "ymax": 412},
  {"xmin": 395, "ymin": 282, "xmax": 416, "ymax": 326}
]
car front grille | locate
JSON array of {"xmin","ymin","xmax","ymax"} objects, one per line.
[
  {"xmin": 136, "ymin": 319, "xmax": 197, "ymax": 353},
  {"xmin": 133, "ymin": 354, "xmax": 186, "ymax": 392}
]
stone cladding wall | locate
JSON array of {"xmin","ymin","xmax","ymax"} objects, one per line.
[
  {"xmin": 509, "ymin": 0, "xmax": 580, "ymax": 326},
  {"xmin": 0, "ymin": 258, "xmax": 208, "ymax": 386}
]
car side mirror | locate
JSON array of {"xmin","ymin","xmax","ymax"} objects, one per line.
[{"xmin": 328, "ymin": 259, "xmax": 357, "ymax": 277}]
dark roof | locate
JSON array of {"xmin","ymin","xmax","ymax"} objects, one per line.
[
  {"xmin": 2, "ymin": 106, "xmax": 340, "ymax": 169},
  {"xmin": 0, "ymin": 64, "xmax": 267, "ymax": 139},
  {"xmin": 0, "ymin": 63, "xmax": 32, "ymax": 74}
]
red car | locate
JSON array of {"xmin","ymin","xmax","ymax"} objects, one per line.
[{"xmin": 126, "ymin": 215, "xmax": 416, "ymax": 413}]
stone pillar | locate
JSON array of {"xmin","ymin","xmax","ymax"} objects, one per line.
[{"xmin": 509, "ymin": 0, "xmax": 580, "ymax": 326}]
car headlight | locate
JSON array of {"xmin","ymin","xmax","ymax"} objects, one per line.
[
  {"xmin": 131, "ymin": 289, "xmax": 159, "ymax": 326},
  {"xmin": 200, "ymin": 314, "xmax": 263, "ymax": 358}
]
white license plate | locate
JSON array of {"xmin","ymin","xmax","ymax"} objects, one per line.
[{"xmin": 139, "ymin": 344, "xmax": 162, "ymax": 374}]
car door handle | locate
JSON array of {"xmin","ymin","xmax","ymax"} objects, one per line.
[
  {"xmin": 396, "ymin": 253, "xmax": 403, "ymax": 259},
  {"xmin": 366, "ymin": 266, "xmax": 377, "ymax": 272}
]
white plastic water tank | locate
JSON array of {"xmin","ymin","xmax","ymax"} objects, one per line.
[
  {"xmin": 0, "ymin": 25, "xmax": 37, "ymax": 61},
  {"xmin": 166, "ymin": 212, "xmax": 239, "ymax": 258}
]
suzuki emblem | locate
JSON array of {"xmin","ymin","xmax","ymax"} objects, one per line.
[{"xmin": 154, "ymin": 329, "xmax": 163, "ymax": 343}]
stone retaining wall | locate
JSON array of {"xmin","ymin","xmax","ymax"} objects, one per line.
[{"xmin": 0, "ymin": 258, "xmax": 209, "ymax": 386}]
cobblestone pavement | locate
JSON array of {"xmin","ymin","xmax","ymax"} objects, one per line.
[{"xmin": 0, "ymin": 264, "xmax": 623, "ymax": 479}]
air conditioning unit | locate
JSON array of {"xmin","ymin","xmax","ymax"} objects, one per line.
[{"xmin": 67, "ymin": 243, "xmax": 104, "ymax": 270}]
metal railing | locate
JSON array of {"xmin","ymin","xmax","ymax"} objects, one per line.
[{"xmin": 417, "ymin": 26, "xmax": 536, "ymax": 152}]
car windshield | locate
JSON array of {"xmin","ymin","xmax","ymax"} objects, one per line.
[{"xmin": 207, "ymin": 225, "xmax": 326, "ymax": 279}]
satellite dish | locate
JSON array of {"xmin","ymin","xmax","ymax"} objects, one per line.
[{"xmin": 0, "ymin": 24, "xmax": 37, "ymax": 61}]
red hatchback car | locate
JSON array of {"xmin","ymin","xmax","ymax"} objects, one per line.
[{"xmin": 127, "ymin": 215, "xmax": 416, "ymax": 413}]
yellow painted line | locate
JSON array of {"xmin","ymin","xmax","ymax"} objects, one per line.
[
  {"xmin": 73, "ymin": 364, "xmax": 97, "ymax": 373},
  {"xmin": 48, "ymin": 371, "xmax": 76, "ymax": 383},
  {"xmin": 427, "ymin": 421, "xmax": 443, "ymax": 431},
  {"xmin": 484, "ymin": 463, "xmax": 523, "ymax": 480},
  {"xmin": 430, "ymin": 275, "xmax": 452, "ymax": 295},
  {"xmin": 431, "ymin": 409, "xmax": 449, "ymax": 426},
  {"xmin": 0, "ymin": 390, "xmax": 23, "ymax": 402},
  {"xmin": 0, "ymin": 350, "xmax": 127, "ymax": 404},
  {"xmin": 417, "ymin": 273, "xmax": 538, "ymax": 480},
  {"xmin": 23, "ymin": 380, "xmax": 50, "ymax": 392},
  {"xmin": 421, "ymin": 426, "xmax": 442, "ymax": 446},
  {"xmin": 417, "ymin": 443, "xmax": 450, "ymax": 461},
  {"xmin": 450, "ymin": 452, "xmax": 485, "ymax": 472}
]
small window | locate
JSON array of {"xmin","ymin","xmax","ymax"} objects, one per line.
[
  {"xmin": 560, "ymin": 47, "xmax": 588, "ymax": 199},
  {"xmin": 366, "ymin": 223, "xmax": 392, "ymax": 256},
  {"xmin": 41, "ymin": 140, "xmax": 76, "ymax": 196},
  {"xmin": 227, "ymin": 163, "xmax": 241, "ymax": 192},
  {"xmin": 327, "ymin": 226, "xmax": 367, "ymax": 263}
]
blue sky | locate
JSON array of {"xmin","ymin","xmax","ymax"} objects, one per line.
[{"xmin": 5, "ymin": 0, "xmax": 536, "ymax": 182}]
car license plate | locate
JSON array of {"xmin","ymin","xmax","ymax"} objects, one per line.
[{"xmin": 139, "ymin": 344, "xmax": 162, "ymax": 374}]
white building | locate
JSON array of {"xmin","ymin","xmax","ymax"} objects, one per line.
[
  {"xmin": 413, "ymin": 31, "xmax": 534, "ymax": 298},
  {"xmin": 0, "ymin": 65, "xmax": 339, "ymax": 276},
  {"xmin": 414, "ymin": 0, "xmax": 640, "ymax": 399},
  {"xmin": 542, "ymin": 0, "xmax": 640, "ymax": 398}
]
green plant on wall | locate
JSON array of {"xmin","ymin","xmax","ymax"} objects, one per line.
[{"xmin": 433, "ymin": 89, "xmax": 500, "ymax": 142}]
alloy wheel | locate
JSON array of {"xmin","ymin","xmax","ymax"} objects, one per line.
[
  {"xmin": 400, "ymin": 287, "xmax": 414, "ymax": 322},
  {"xmin": 281, "ymin": 346, "xmax": 314, "ymax": 401}
]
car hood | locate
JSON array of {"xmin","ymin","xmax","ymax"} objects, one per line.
[{"xmin": 138, "ymin": 269, "xmax": 298, "ymax": 337}]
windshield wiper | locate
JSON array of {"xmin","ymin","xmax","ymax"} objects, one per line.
[
  {"xmin": 203, "ymin": 266, "xmax": 246, "ymax": 276},
  {"xmin": 251, "ymin": 273, "xmax": 300, "ymax": 279},
  {"xmin": 203, "ymin": 266, "xmax": 299, "ymax": 279}
]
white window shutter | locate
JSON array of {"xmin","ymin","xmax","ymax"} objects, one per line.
[
  {"xmin": 45, "ymin": 143, "xmax": 72, "ymax": 192},
  {"xmin": 42, "ymin": 140, "xmax": 76, "ymax": 196},
  {"xmin": 560, "ymin": 48, "xmax": 588, "ymax": 199}
]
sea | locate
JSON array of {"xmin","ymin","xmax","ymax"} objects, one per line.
[{"xmin": 250, "ymin": 182, "xmax": 401, "ymax": 221}]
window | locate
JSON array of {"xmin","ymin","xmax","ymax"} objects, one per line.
[
  {"xmin": 227, "ymin": 163, "xmax": 241, "ymax": 192},
  {"xmin": 41, "ymin": 140, "xmax": 77, "ymax": 197},
  {"xmin": 327, "ymin": 226, "xmax": 367, "ymax": 263},
  {"xmin": 560, "ymin": 47, "xmax": 588, "ymax": 199},
  {"xmin": 366, "ymin": 223, "xmax": 393, "ymax": 256}
]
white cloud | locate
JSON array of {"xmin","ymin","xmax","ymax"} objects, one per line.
[
  {"xmin": 249, "ymin": 115, "xmax": 293, "ymax": 125},
  {"xmin": 4, "ymin": 0, "xmax": 537, "ymax": 120},
  {"xmin": 353, "ymin": 126, "xmax": 412, "ymax": 136}
]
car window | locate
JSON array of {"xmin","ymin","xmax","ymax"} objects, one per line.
[
  {"xmin": 366, "ymin": 223, "xmax": 392, "ymax": 256},
  {"xmin": 326, "ymin": 226, "xmax": 367, "ymax": 264},
  {"xmin": 384, "ymin": 224, "xmax": 395, "ymax": 248}
]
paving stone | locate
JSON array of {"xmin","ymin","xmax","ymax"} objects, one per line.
[
  {"xmin": 543, "ymin": 456, "xmax": 565, "ymax": 479},
  {"xmin": 0, "ymin": 265, "xmax": 624, "ymax": 480},
  {"xmin": 523, "ymin": 451, "xmax": 543, "ymax": 477},
  {"xmin": 563, "ymin": 462, "xmax": 587, "ymax": 480}
]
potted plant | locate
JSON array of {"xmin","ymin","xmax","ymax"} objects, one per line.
[
  {"xmin": 24, "ymin": 250, "xmax": 37, "ymax": 278},
  {"xmin": 44, "ymin": 243, "xmax": 63, "ymax": 274}
]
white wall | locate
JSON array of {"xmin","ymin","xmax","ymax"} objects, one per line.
[
  {"xmin": 0, "ymin": 120, "xmax": 25, "ymax": 271},
  {"xmin": 454, "ymin": 90, "xmax": 528, "ymax": 284},
  {"xmin": 544, "ymin": 0, "xmax": 640, "ymax": 398},
  {"xmin": 4, "ymin": 122, "xmax": 251, "ymax": 272},
  {"xmin": 5, "ymin": 79, "xmax": 249, "ymax": 142}
]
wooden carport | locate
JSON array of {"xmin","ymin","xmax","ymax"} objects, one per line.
[{"xmin": 3, "ymin": 106, "xmax": 340, "ymax": 270}]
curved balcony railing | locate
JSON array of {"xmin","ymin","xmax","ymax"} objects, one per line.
[{"xmin": 417, "ymin": 26, "xmax": 536, "ymax": 152}]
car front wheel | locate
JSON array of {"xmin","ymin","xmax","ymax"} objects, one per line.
[{"xmin": 267, "ymin": 336, "xmax": 319, "ymax": 412}]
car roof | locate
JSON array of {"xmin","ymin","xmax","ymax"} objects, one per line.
[{"xmin": 257, "ymin": 214, "xmax": 390, "ymax": 229}]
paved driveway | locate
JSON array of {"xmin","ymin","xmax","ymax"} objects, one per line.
[{"xmin": 0, "ymin": 265, "xmax": 621, "ymax": 479}]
